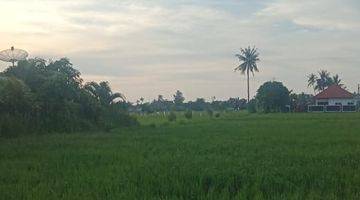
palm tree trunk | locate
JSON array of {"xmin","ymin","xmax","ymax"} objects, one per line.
[{"xmin": 247, "ymin": 68, "xmax": 250, "ymax": 103}]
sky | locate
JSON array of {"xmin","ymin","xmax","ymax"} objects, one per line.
[{"xmin": 0, "ymin": 0, "xmax": 359, "ymax": 102}]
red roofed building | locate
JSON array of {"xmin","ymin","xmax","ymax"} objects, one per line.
[
  {"xmin": 308, "ymin": 85, "xmax": 356, "ymax": 112},
  {"xmin": 314, "ymin": 85, "xmax": 355, "ymax": 106}
]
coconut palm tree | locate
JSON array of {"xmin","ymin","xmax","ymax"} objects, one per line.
[
  {"xmin": 235, "ymin": 46, "xmax": 260, "ymax": 102},
  {"xmin": 316, "ymin": 70, "xmax": 332, "ymax": 91},
  {"xmin": 307, "ymin": 70, "xmax": 345, "ymax": 93},
  {"xmin": 84, "ymin": 81, "xmax": 125, "ymax": 106},
  {"xmin": 331, "ymin": 74, "xmax": 343, "ymax": 87},
  {"xmin": 307, "ymin": 73, "xmax": 317, "ymax": 94}
]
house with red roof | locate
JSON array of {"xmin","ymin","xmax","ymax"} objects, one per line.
[{"xmin": 309, "ymin": 85, "xmax": 356, "ymax": 112}]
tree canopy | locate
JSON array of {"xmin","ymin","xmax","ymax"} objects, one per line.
[
  {"xmin": 255, "ymin": 81, "xmax": 290, "ymax": 113},
  {"xmin": 0, "ymin": 58, "xmax": 137, "ymax": 135}
]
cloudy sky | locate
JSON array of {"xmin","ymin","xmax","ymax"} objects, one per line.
[{"xmin": 0, "ymin": 0, "xmax": 359, "ymax": 101}]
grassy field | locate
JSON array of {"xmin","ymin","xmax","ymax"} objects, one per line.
[{"xmin": 1, "ymin": 112, "xmax": 360, "ymax": 199}]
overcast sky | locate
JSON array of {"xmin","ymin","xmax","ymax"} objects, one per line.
[{"xmin": 0, "ymin": 0, "xmax": 359, "ymax": 101}]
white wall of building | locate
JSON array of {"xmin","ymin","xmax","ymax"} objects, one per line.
[{"xmin": 316, "ymin": 98, "xmax": 355, "ymax": 105}]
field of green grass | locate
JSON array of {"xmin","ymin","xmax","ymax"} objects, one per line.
[{"xmin": 1, "ymin": 112, "xmax": 360, "ymax": 199}]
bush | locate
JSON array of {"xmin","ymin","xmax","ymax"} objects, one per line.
[
  {"xmin": 184, "ymin": 110, "xmax": 193, "ymax": 119},
  {"xmin": 168, "ymin": 112, "xmax": 177, "ymax": 122},
  {"xmin": 247, "ymin": 99, "xmax": 257, "ymax": 113},
  {"xmin": 215, "ymin": 113, "xmax": 221, "ymax": 118}
]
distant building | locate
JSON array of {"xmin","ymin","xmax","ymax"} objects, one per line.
[
  {"xmin": 314, "ymin": 85, "xmax": 355, "ymax": 106},
  {"xmin": 309, "ymin": 85, "xmax": 356, "ymax": 112}
]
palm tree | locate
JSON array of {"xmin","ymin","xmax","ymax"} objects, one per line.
[
  {"xmin": 307, "ymin": 70, "xmax": 345, "ymax": 93},
  {"xmin": 331, "ymin": 74, "xmax": 343, "ymax": 87},
  {"xmin": 84, "ymin": 81, "xmax": 125, "ymax": 106},
  {"xmin": 317, "ymin": 70, "xmax": 331, "ymax": 91},
  {"xmin": 307, "ymin": 73, "xmax": 317, "ymax": 94},
  {"xmin": 235, "ymin": 46, "xmax": 260, "ymax": 102}
]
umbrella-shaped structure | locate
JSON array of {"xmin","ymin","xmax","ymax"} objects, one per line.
[{"xmin": 0, "ymin": 46, "xmax": 28, "ymax": 67}]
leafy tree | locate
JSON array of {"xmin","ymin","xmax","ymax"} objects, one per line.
[
  {"xmin": 0, "ymin": 58, "xmax": 137, "ymax": 135},
  {"xmin": 173, "ymin": 90, "xmax": 185, "ymax": 105},
  {"xmin": 226, "ymin": 97, "xmax": 247, "ymax": 110},
  {"xmin": 188, "ymin": 98, "xmax": 208, "ymax": 111},
  {"xmin": 173, "ymin": 90, "xmax": 185, "ymax": 111},
  {"xmin": 256, "ymin": 81, "xmax": 290, "ymax": 113},
  {"xmin": 290, "ymin": 93, "xmax": 314, "ymax": 112},
  {"xmin": 235, "ymin": 46, "xmax": 260, "ymax": 102},
  {"xmin": 0, "ymin": 76, "xmax": 34, "ymax": 115},
  {"xmin": 150, "ymin": 95, "xmax": 167, "ymax": 112}
]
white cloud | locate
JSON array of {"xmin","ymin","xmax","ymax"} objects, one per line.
[{"xmin": 257, "ymin": 0, "xmax": 360, "ymax": 31}]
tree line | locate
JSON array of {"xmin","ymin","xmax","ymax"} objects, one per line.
[
  {"xmin": 131, "ymin": 91, "xmax": 248, "ymax": 114},
  {"xmin": 0, "ymin": 58, "xmax": 137, "ymax": 136}
]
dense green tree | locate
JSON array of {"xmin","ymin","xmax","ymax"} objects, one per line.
[
  {"xmin": 173, "ymin": 90, "xmax": 185, "ymax": 105},
  {"xmin": 0, "ymin": 76, "xmax": 34, "ymax": 115},
  {"xmin": 0, "ymin": 58, "xmax": 136, "ymax": 135},
  {"xmin": 235, "ymin": 46, "xmax": 260, "ymax": 102},
  {"xmin": 226, "ymin": 97, "xmax": 247, "ymax": 110},
  {"xmin": 188, "ymin": 98, "xmax": 208, "ymax": 111},
  {"xmin": 290, "ymin": 93, "xmax": 314, "ymax": 112},
  {"xmin": 256, "ymin": 81, "xmax": 290, "ymax": 113}
]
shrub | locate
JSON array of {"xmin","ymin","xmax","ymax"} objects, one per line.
[
  {"xmin": 184, "ymin": 110, "xmax": 193, "ymax": 119},
  {"xmin": 247, "ymin": 99, "xmax": 257, "ymax": 113},
  {"xmin": 215, "ymin": 113, "xmax": 221, "ymax": 118},
  {"xmin": 168, "ymin": 112, "xmax": 177, "ymax": 122}
]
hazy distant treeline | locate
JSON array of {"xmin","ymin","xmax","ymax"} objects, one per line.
[{"xmin": 130, "ymin": 92, "xmax": 248, "ymax": 114}]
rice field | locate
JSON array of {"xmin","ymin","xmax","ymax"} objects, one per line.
[{"xmin": 1, "ymin": 112, "xmax": 360, "ymax": 199}]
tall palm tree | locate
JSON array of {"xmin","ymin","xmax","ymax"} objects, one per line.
[
  {"xmin": 84, "ymin": 81, "xmax": 125, "ymax": 106},
  {"xmin": 235, "ymin": 46, "xmax": 260, "ymax": 102}
]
